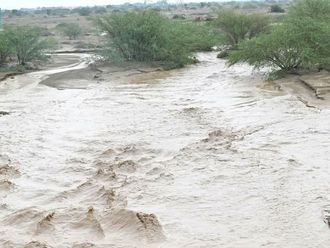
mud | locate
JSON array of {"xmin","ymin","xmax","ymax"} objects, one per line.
[{"xmin": 0, "ymin": 52, "xmax": 330, "ymax": 247}]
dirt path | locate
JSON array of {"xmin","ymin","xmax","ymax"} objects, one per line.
[{"xmin": 0, "ymin": 53, "xmax": 330, "ymax": 248}]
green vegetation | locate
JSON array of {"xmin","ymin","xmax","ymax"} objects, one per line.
[
  {"xmin": 0, "ymin": 26, "xmax": 54, "ymax": 68},
  {"xmin": 98, "ymin": 10, "xmax": 220, "ymax": 69},
  {"xmin": 7, "ymin": 26, "xmax": 54, "ymax": 65},
  {"xmin": 77, "ymin": 7, "xmax": 92, "ymax": 16},
  {"xmin": 213, "ymin": 11, "xmax": 270, "ymax": 48},
  {"xmin": 228, "ymin": 25, "xmax": 302, "ymax": 72},
  {"xmin": 177, "ymin": 22, "xmax": 223, "ymax": 52},
  {"xmin": 56, "ymin": 23, "xmax": 82, "ymax": 40},
  {"xmin": 270, "ymin": 4, "xmax": 285, "ymax": 13},
  {"xmin": 0, "ymin": 32, "xmax": 13, "ymax": 65},
  {"xmin": 228, "ymin": 0, "xmax": 330, "ymax": 77}
]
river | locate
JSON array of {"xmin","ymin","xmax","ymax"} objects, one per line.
[{"xmin": 0, "ymin": 52, "xmax": 330, "ymax": 248}]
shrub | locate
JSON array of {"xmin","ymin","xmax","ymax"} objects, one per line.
[
  {"xmin": 78, "ymin": 8, "xmax": 92, "ymax": 16},
  {"xmin": 270, "ymin": 4, "xmax": 285, "ymax": 13},
  {"xmin": 57, "ymin": 23, "xmax": 82, "ymax": 39},
  {"xmin": 6, "ymin": 26, "xmax": 54, "ymax": 65},
  {"xmin": 213, "ymin": 11, "xmax": 269, "ymax": 48},
  {"xmin": 242, "ymin": 2, "xmax": 258, "ymax": 9},
  {"xmin": 217, "ymin": 50, "xmax": 230, "ymax": 59},
  {"xmin": 289, "ymin": 0, "xmax": 330, "ymax": 19},
  {"xmin": 0, "ymin": 32, "xmax": 13, "ymax": 65},
  {"xmin": 174, "ymin": 22, "xmax": 223, "ymax": 52},
  {"xmin": 98, "ymin": 11, "xmax": 219, "ymax": 69},
  {"xmin": 228, "ymin": 0, "xmax": 330, "ymax": 75},
  {"xmin": 172, "ymin": 14, "xmax": 186, "ymax": 19},
  {"xmin": 228, "ymin": 25, "xmax": 303, "ymax": 72}
]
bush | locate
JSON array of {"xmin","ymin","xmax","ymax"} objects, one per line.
[
  {"xmin": 175, "ymin": 22, "xmax": 223, "ymax": 52},
  {"xmin": 228, "ymin": 0, "xmax": 330, "ymax": 75},
  {"xmin": 242, "ymin": 2, "xmax": 258, "ymax": 9},
  {"xmin": 270, "ymin": 4, "xmax": 285, "ymax": 13},
  {"xmin": 78, "ymin": 8, "xmax": 92, "ymax": 16},
  {"xmin": 172, "ymin": 14, "xmax": 186, "ymax": 19},
  {"xmin": 213, "ymin": 11, "xmax": 270, "ymax": 48},
  {"xmin": 6, "ymin": 26, "xmax": 54, "ymax": 65},
  {"xmin": 289, "ymin": 0, "xmax": 330, "ymax": 19},
  {"xmin": 290, "ymin": 0, "xmax": 330, "ymax": 69},
  {"xmin": 0, "ymin": 32, "xmax": 13, "ymax": 65},
  {"xmin": 57, "ymin": 23, "xmax": 82, "ymax": 39},
  {"xmin": 217, "ymin": 50, "xmax": 230, "ymax": 59},
  {"xmin": 98, "ymin": 11, "xmax": 219, "ymax": 69},
  {"xmin": 228, "ymin": 25, "xmax": 303, "ymax": 72}
]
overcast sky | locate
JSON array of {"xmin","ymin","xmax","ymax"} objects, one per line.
[{"xmin": 1, "ymin": 0, "xmax": 225, "ymax": 10}]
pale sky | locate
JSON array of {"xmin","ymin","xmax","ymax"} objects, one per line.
[{"xmin": 1, "ymin": 0, "xmax": 224, "ymax": 10}]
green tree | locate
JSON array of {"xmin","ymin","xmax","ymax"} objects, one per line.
[
  {"xmin": 289, "ymin": 0, "xmax": 330, "ymax": 19},
  {"xmin": 228, "ymin": 25, "xmax": 303, "ymax": 72},
  {"xmin": 228, "ymin": 0, "xmax": 330, "ymax": 75},
  {"xmin": 213, "ymin": 11, "xmax": 269, "ymax": 48},
  {"xmin": 11, "ymin": 9, "xmax": 21, "ymax": 16},
  {"xmin": 59, "ymin": 23, "xmax": 82, "ymax": 40},
  {"xmin": 78, "ymin": 7, "xmax": 91, "ymax": 16},
  {"xmin": 98, "ymin": 11, "xmax": 217, "ymax": 69},
  {"xmin": 0, "ymin": 31, "xmax": 13, "ymax": 65},
  {"xmin": 6, "ymin": 26, "xmax": 54, "ymax": 65},
  {"xmin": 270, "ymin": 4, "xmax": 285, "ymax": 13}
]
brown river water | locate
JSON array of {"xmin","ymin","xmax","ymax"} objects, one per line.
[{"xmin": 0, "ymin": 53, "xmax": 330, "ymax": 248}]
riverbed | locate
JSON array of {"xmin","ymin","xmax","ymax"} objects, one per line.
[{"xmin": 0, "ymin": 52, "xmax": 330, "ymax": 248}]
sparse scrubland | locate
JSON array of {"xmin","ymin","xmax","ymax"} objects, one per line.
[{"xmin": 0, "ymin": 0, "xmax": 328, "ymax": 77}]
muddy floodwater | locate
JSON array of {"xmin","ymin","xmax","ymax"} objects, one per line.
[{"xmin": 0, "ymin": 53, "xmax": 330, "ymax": 248}]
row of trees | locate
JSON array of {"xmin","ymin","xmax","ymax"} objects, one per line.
[{"xmin": 0, "ymin": 26, "xmax": 54, "ymax": 68}]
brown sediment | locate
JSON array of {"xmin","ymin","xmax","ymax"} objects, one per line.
[
  {"xmin": 0, "ymin": 179, "xmax": 14, "ymax": 191},
  {"xmin": 113, "ymin": 160, "xmax": 137, "ymax": 173},
  {"xmin": 0, "ymin": 72, "xmax": 25, "ymax": 82},
  {"xmin": 102, "ymin": 189, "xmax": 116, "ymax": 208},
  {"xmin": 72, "ymin": 243, "xmax": 96, "ymax": 248},
  {"xmin": 100, "ymin": 209, "xmax": 165, "ymax": 243},
  {"xmin": 0, "ymin": 164, "xmax": 20, "ymax": 179},
  {"xmin": 52, "ymin": 49, "xmax": 98, "ymax": 54},
  {"xmin": 299, "ymin": 71, "xmax": 330, "ymax": 99},
  {"xmin": 35, "ymin": 212, "xmax": 55, "ymax": 234},
  {"xmin": 3, "ymin": 208, "xmax": 43, "ymax": 225},
  {"xmin": 276, "ymin": 72, "xmax": 330, "ymax": 108},
  {"xmin": 72, "ymin": 207, "xmax": 105, "ymax": 239},
  {"xmin": 24, "ymin": 241, "xmax": 53, "ymax": 248},
  {"xmin": 136, "ymin": 212, "xmax": 166, "ymax": 241}
]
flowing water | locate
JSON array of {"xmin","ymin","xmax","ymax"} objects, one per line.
[{"xmin": 0, "ymin": 53, "xmax": 330, "ymax": 248}]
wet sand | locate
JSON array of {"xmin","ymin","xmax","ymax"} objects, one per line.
[{"xmin": 0, "ymin": 53, "xmax": 330, "ymax": 247}]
